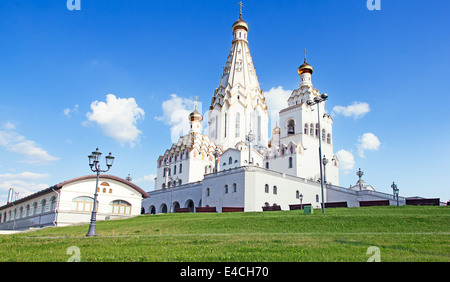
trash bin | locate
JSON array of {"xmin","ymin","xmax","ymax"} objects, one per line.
[{"xmin": 304, "ymin": 206, "xmax": 313, "ymax": 215}]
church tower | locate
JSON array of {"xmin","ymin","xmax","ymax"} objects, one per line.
[
  {"xmin": 208, "ymin": 6, "xmax": 269, "ymax": 151},
  {"xmin": 274, "ymin": 51, "xmax": 339, "ymax": 185}
]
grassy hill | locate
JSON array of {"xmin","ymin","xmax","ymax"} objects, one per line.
[{"xmin": 0, "ymin": 206, "xmax": 448, "ymax": 262}]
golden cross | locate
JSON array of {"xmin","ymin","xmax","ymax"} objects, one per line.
[
  {"xmin": 238, "ymin": 1, "xmax": 244, "ymax": 17},
  {"xmin": 303, "ymin": 49, "xmax": 307, "ymax": 63},
  {"xmin": 194, "ymin": 96, "xmax": 198, "ymax": 110}
]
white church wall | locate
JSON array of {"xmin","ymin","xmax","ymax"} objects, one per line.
[
  {"xmin": 142, "ymin": 182, "xmax": 203, "ymax": 214},
  {"xmin": 202, "ymin": 169, "xmax": 246, "ymax": 211},
  {"xmin": 243, "ymin": 167, "xmax": 325, "ymax": 212}
]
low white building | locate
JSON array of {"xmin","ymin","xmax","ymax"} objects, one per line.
[{"xmin": 0, "ymin": 175, "xmax": 149, "ymax": 231}]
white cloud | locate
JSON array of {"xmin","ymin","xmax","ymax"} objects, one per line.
[
  {"xmin": 133, "ymin": 173, "xmax": 157, "ymax": 191},
  {"xmin": 336, "ymin": 149, "xmax": 355, "ymax": 174},
  {"xmin": 85, "ymin": 94, "xmax": 145, "ymax": 148},
  {"xmin": 155, "ymin": 94, "xmax": 197, "ymax": 143},
  {"xmin": 63, "ymin": 104, "xmax": 79, "ymax": 118},
  {"xmin": 332, "ymin": 102, "xmax": 370, "ymax": 119},
  {"xmin": 357, "ymin": 132, "xmax": 381, "ymax": 158},
  {"xmin": 264, "ymin": 86, "xmax": 292, "ymax": 113},
  {"xmin": 0, "ymin": 122, "xmax": 59, "ymax": 164},
  {"xmin": 0, "ymin": 172, "xmax": 51, "ymax": 205}
]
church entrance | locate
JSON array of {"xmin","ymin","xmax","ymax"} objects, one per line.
[
  {"xmin": 185, "ymin": 199, "xmax": 195, "ymax": 212},
  {"xmin": 173, "ymin": 201, "xmax": 180, "ymax": 213}
]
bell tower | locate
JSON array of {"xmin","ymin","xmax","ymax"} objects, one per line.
[{"xmin": 208, "ymin": 4, "xmax": 268, "ymax": 151}]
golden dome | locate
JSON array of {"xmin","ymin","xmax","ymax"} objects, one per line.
[
  {"xmin": 298, "ymin": 60, "xmax": 314, "ymax": 75},
  {"xmin": 272, "ymin": 125, "xmax": 280, "ymax": 135},
  {"xmin": 232, "ymin": 17, "xmax": 249, "ymax": 32},
  {"xmin": 189, "ymin": 109, "xmax": 203, "ymax": 122}
]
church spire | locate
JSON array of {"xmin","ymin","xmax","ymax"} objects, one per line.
[{"xmin": 208, "ymin": 6, "xmax": 269, "ymax": 151}]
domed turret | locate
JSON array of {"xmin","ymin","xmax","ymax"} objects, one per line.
[
  {"xmin": 298, "ymin": 49, "xmax": 314, "ymax": 87},
  {"xmin": 189, "ymin": 97, "xmax": 203, "ymax": 133},
  {"xmin": 232, "ymin": 17, "xmax": 249, "ymax": 32}
]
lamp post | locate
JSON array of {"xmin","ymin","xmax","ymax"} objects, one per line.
[
  {"xmin": 322, "ymin": 155, "xmax": 329, "ymax": 184},
  {"xmin": 299, "ymin": 193, "xmax": 303, "ymax": 210},
  {"xmin": 356, "ymin": 168, "xmax": 364, "ymax": 191},
  {"xmin": 86, "ymin": 148, "xmax": 114, "ymax": 237},
  {"xmin": 307, "ymin": 93, "xmax": 328, "ymax": 214},
  {"xmin": 391, "ymin": 181, "xmax": 399, "ymax": 206},
  {"xmin": 214, "ymin": 148, "xmax": 220, "ymax": 173},
  {"xmin": 246, "ymin": 130, "xmax": 255, "ymax": 165}
]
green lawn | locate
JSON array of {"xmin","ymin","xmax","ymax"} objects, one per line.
[{"xmin": 1, "ymin": 206, "xmax": 449, "ymax": 262}]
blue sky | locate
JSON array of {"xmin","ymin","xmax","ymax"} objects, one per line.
[{"xmin": 0, "ymin": 0, "xmax": 449, "ymax": 205}]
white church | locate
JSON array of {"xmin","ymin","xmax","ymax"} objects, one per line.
[{"xmin": 142, "ymin": 10, "xmax": 404, "ymax": 214}]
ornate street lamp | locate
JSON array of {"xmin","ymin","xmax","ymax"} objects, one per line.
[
  {"xmin": 356, "ymin": 168, "xmax": 364, "ymax": 191},
  {"xmin": 322, "ymin": 155, "xmax": 329, "ymax": 184},
  {"xmin": 246, "ymin": 130, "xmax": 255, "ymax": 165},
  {"xmin": 86, "ymin": 148, "xmax": 114, "ymax": 237},
  {"xmin": 299, "ymin": 193, "xmax": 303, "ymax": 210},
  {"xmin": 391, "ymin": 181, "xmax": 399, "ymax": 206},
  {"xmin": 307, "ymin": 93, "xmax": 328, "ymax": 214}
]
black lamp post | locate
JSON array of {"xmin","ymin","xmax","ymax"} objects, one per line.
[
  {"xmin": 357, "ymin": 168, "xmax": 364, "ymax": 191},
  {"xmin": 307, "ymin": 93, "xmax": 328, "ymax": 214},
  {"xmin": 86, "ymin": 148, "xmax": 114, "ymax": 237},
  {"xmin": 391, "ymin": 181, "xmax": 399, "ymax": 206},
  {"xmin": 246, "ymin": 130, "xmax": 255, "ymax": 165},
  {"xmin": 299, "ymin": 193, "xmax": 303, "ymax": 210}
]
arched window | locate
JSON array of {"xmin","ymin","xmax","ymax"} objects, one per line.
[
  {"xmin": 224, "ymin": 185, "xmax": 229, "ymax": 194},
  {"xmin": 258, "ymin": 116, "xmax": 261, "ymax": 141},
  {"xmin": 265, "ymin": 162, "xmax": 269, "ymax": 169},
  {"xmin": 41, "ymin": 199, "xmax": 46, "ymax": 213},
  {"xmin": 289, "ymin": 157, "xmax": 293, "ymax": 168},
  {"xmin": 304, "ymin": 123, "xmax": 309, "ymax": 134},
  {"xmin": 162, "ymin": 183, "xmax": 166, "ymax": 189},
  {"xmin": 109, "ymin": 200, "xmax": 132, "ymax": 215},
  {"xmin": 229, "ymin": 157, "xmax": 233, "ymax": 164},
  {"xmin": 310, "ymin": 123, "xmax": 314, "ymax": 135},
  {"xmin": 25, "ymin": 204, "xmax": 30, "ymax": 217},
  {"xmin": 50, "ymin": 196, "xmax": 57, "ymax": 212},
  {"xmin": 315, "ymin": 124, "xmax": 319, "ymax": 137},
  {"xmin": 265, "ymin": 184, "xmax": 269, "ymax": 193},
  {"xmin": 273, "ymin": 186, "xmax": 278, "ymax": 195},
  {"xmin": 288, "ymin": 120, "xmax": 295, "ymax": 135},
  {"xmin": 296, "ymin": 190, "xmax": 300, "ymax": 199},
  {"xmin": 235, "ymin": 113, "xmax": 240, "ymax": 138},
  {"xmin": 215, "ymin": 116, "xmax": 218, "ymax": 139},
  {"xmin": 32, "ymin": 202, "xmax": 38, "ymax": 215},
  {"xmin": 179, "ymin": 163, "xmax": 182, "ymax": 173},
  {"xmin": 72, "ymin": 196, "xmax": 94, "ymax": 212},
  {"xmin": 322, "ymin": 129, "xmax": 326, "ymax": 141},
  {"xmin": 327, "ymin": 133, "xmax": 331, "ymax": 144},
  {"xmin": 233, "ymin": 183, "xmax": 237, "ymax": 192},
  {"xmin": 224, "ymin": 113, "xmax": 227, "ymax": 137},
  {"xmin": 316, "ymin": 194, "xmax": 320, "ymax": 203},
  {"xmin": 173, "ymin": 165, "xmax": 177, "ymax": 175},
  {"xmin": 172, "ymin": 201, "xmax": 180, "ymax": 213},
  {"xmin": 206, "ymin": 188, "xmax": 210, "ymax": 197}
]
